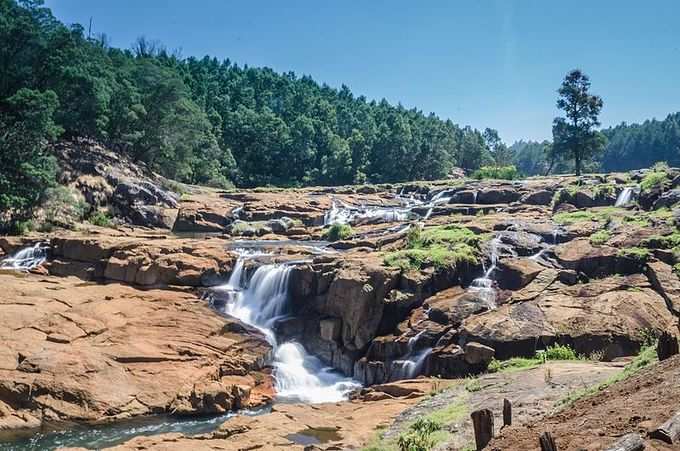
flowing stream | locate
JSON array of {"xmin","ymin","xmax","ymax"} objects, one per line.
[
  {"xmin": 0, "ymin": 243, "xmax": 47, "ymax": 270},
  {"xmin": 211, "ymin": 253, "xmax": 361, "ymax": 403},
  {"xmin": 615, "ymin": 186, "xmax": 636, "ymax": 207}
]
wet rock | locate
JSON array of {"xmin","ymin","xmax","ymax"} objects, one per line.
[
  {"xmin": 423, "ymin": 287, "xmax": 488, "ymax": 327},
  {"xmin": 320, "ymin": 317, "xmax": 343, "ymax": 342},
  {"xmin": 496, "ymin": 231, "xmax": 543, "ymax": 256}
]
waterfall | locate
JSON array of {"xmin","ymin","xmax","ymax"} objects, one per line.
[
  {"xmin": 615, "ymin": 187, "xmax": 635, "ymax": 207},
  {"xmin": 0, "ymin": 243, "xmax": 47, "ymax": 270},
  {"xmin": 212, "ymin": 255, "xmax": 360, "ymax": 403},
  {"xmin": 469, "ymin": 238, "xmax": 500, "ymax": 309},
  {"xmin": 472, "ymin": 190, "xmax": 478, "ymax": 204},
  {"xmin": 390, "ymin": 348, "xmax": 432, "ymax": 381}
]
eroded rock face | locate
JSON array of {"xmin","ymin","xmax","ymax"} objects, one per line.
[
  {"xmin": 0, "ymin": 273, "xmax": 272, "ymax": 431},
  {"xmin": 460, "ymin": 274, "xmax": 676, "ymax": 360}
]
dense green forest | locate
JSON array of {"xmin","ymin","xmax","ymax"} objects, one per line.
[
  {"xmin": 0, "ymin": 0, "xmax": 495, "ymax": 197},
  {"xmin": 511, "ymin": 112, "xmax": 680, "ymax": 176}
]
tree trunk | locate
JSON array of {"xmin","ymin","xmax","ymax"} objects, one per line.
[
  {"xmin": 574, "ymin": 151, "xmax": 581, "ymax": 176},
  {"xmin": 657, "ymin": 331, "xmax": 679, "ymax": 361},
  {"xmin": 503, "ymin": 399, "xmax": 512, "ymax": 427},
  {"xmin": 471, "ymin": 408, "xmax": 494, "ymax": 450},
  {"xmin": 539, "ymin": 432, "xmax": 558, "ymax": 451},
  {"xmin": 649, "ymin": 411, "xmax": 680, "ymax": 444},
  {"xmin": 603, "ymin": 433, "xmax": 644, "ymax": 451}
]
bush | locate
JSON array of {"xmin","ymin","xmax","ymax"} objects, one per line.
[
  {"xmin": 323, "ymin": 223, "xmax": 353, "ymax": 241},
  {"xmin": 542, "ymin": 343, "xmax": 579, "ymax": 361},
  {"xmin": 88, "ymin": 211, "xmax": 113, "ymax": 227},
  {"xmin": 397, "ymin": 418, "xmax": 441, "ymax": 451},
  {"xmin": 471, "ymin": 165, "xmax": 519, "ymax": 180},
  {"xmin": 40, "ymin": 186, "xmax": 89, "ymax": 229},
  {"xmin": 592, "ymin": 183, "xmax": 615, "ymax": 199},
  {"xmin": 589, "ymin": 230, "xmax": 611, "ymax": 246},
  {"xmin": 640, "ymin": 163, "xmax": 670, "ymax": 192}
]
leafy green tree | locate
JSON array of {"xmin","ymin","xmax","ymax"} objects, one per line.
[
  {"xmin": 0, "ymin": 88, "xmax": 59, "ymax": 225},
  {"xmin": 552, "ymin": 69, "xmax": 606, "ymax": 176}
]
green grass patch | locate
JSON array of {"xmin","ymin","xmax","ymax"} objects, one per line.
[
  {"xmin": 464, "ymin": 377, "xmax": 482, "ymax": 393},
  {"xmin": 553, "ymin": 210, "xmax": 596, "ymax": 225},
  {"xmin": 488, "ymin": 344, "xmax": 583, "ymax": 373},
  {"xmin": 323, "ymin": 223, "xmax": 353, "ymax": 241},
  {"xmin": 559, "ymin": 343, "xmax": 658, "ymax": 407},
  {"xmin": 385, "ymin": 225, "xmax": 482, "ymax": 271},
  {"xmin": 589, "ymin": 230, "xmax": 611, "ymax": 246},
  {"xmin": 471, "ymin": 165, "xmax": 519, "ymax": 180},
  {"xmin": 617, "ymin": 246, "xmax": 651, "ymax": 263}
]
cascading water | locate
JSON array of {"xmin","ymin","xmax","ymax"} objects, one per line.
[
  {"xmin": 212, "ymin": 255, "xmax": 360, "ymax": 403},
  {"xmin": 615, "ymin": 187, "xmax": 635, "ymax": 207},
  {"xmin": 0, "ymin": 243, "xmax": 47, "ymax": 270},
  {"xmin": 469, "ymin": 238, "xmax": 501, "ymax": 309},
  {"xmin": 389, "ymin": 331, "xmax": 431, "ymax": 381}
]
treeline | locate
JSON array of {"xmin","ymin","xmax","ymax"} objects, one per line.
[
  {"xmin": 1, "ymin": 0, "xmax": 496, "ymax": 198},
  {"xmin": 600, "ymin": 113, "xmax": 680, "ymax": 171},
  {"xmin": 511, "ymin": 112, "xmax": 680, "ymax": 176}
]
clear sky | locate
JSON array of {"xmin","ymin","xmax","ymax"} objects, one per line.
[{"xmin": 44, "ymin": 0, "xmax": 680, "ymax": 143}]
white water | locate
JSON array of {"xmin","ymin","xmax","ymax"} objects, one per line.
[
  {"xmin": 388, "ymin": 330, "xmax": 432, "ymax": 381},
  {"xmin": 324, "ymin": 199, "xmax": 411, "ymax": 226},
  {"xmin": 214, "ymin": 255, "xmax": 360, "ymax": 403},
  {"xmin": 615, "ymin": 187, "xmax": 635, "ymax": 207},
  {"xmin": 0, "ymin": 243, "xmax": 47, "ymax": 270},
  {"xmin": 469, "ymin": 238, "xmax": 501, "ymax": 309}
]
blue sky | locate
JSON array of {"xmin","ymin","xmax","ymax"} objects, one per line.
[{"xmin": 45, "ymin": 0, "xmax": 680, "ymax": 143}]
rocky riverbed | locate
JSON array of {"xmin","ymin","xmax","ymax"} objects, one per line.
[{"xmin": 1, "ymin": 147, "xmax": 679, "ymax": 450}]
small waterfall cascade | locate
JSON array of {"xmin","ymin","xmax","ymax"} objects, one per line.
[
  {"xmin": 0, "ymin": 243, "xmax": 48, "ymax": 270},
  {"xmin": 388, "ymin": 330, "xmax": 432, "ymax": 381},
  {"xmin": 212, "ymin": 253, "xmax": 360, "ymax": 403},
  {"xmin": 469, "ymin": 237, "xmax": 501, "ymax": 309},
  {"xmin": 472, "ymin": 190, "xmax": 478, "ymax": 204},
  {"xmin": 615, "ymin": 187, "xmax": 636, "ymax": 207}
]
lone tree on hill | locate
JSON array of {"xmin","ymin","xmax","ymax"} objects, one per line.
[{"xmin": 552, "ymin": 69, "xmax": 606, "ymax": 176}]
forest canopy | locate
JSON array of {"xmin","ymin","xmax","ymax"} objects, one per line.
[{"xmin": 0, "ymin": 0, "xmax": 496, "ymax": 193}]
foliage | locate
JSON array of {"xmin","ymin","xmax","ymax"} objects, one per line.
[
  {"xmin": 673, "ymin": 263, "xmax": 680, "ymax": 276},
  {"xmin": 40, "ymin": 185, "xmax": 89, "ymax": 228},
  {"xmin": 0, "ymin": 87, "xmax": 60, "ymax": 229},
  {"xmin": 0, "ymin": 0, "xmax": 496, "ymax": 193},
  {"xmin": 640, "ymin": 164, "xmax": 671, "ymax": 192},
  {"xmin": 617, "ymin": 247, "xmax": 651, "ymax": 263},
  {"xmin": 592, "ymin": 183, "xmax": 614, "ymax": 199},
  {"xmin": 552, "ymin": 69, "xmax": 606, "ymax": 176},
  {"xmin": 471, "ymin": 165, "xmax": 519, "ymax": 180},
  {"xmin": 397, "ymin": 419, "xmax": 441, "ymax": 451},
  {"xmin": 589, "ymin": 230, "xmax": 611, "ymax": 246},
  {"xmin": 542, "ymin": 343, "xmax": 579, "ymax": 361},
  {"xmin": 323, "ymin": 223, "xmax": 353, "ymax": 241},
  {"xmin": 464, "ymin": 377, "xmax": 482, "ymax": 392},
  {"xmin": 385, "ymin": 225, "xmax": 481, "ymax": 271},
  {"xmin": 601, "ymin": 113, "xmax": 680, "ymax": 171},
  {"xmin": 88, "ymin": 210, "xmax": 114, "ymax": 227}
]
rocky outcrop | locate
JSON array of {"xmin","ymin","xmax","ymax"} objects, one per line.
[
  {"xmin": 460, "ymin": 274, "xmax": 676, "ymax": 360},
  {"xmin": 0, "ymin": 273, "xmax": 272, "ymax": 431}
]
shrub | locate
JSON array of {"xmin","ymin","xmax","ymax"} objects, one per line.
[
  {"xmin": 323, "ymin": 223, "xmax": 353, "ymax": 241},
  {"xmin": 89, "ymin": 211, "xmax": 113, "ymax": 227},
  {"xmin": 589, "ymin": 230, "xmax": 611, "ymax": 246},
  {"xmin": 397, "ymin": 418, "xmax": 442, "ymax": 451},
  {"xmin": 640, "ymin": 163, "xmax": 670, "ymax": 193},
  {"xmin": 12, "ymin": 219, "xmax": 35, "ymax": 235},
  {"xmin": 592, "ymin": 183, "xmax": 615, "ymax": 199},
  {"xmin": 471, "ymin": 165, "xmax": 519, "ymax": 180},
  {"xmin": 542, "ymin": 343, "xmax": 579, "ymax": 361},
  {"xmin": 674, "ymin": 263, "xmax": 680, "ymax": 276},
  {"xmin": 40, "ymin": 186, "xmax": 89, "ymax": 229}
]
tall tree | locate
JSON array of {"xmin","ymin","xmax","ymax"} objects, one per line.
[{"xmin": 552, "ymin": 69, "xmax": 606, "ymax": 176}]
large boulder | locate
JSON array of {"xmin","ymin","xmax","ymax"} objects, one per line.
[
  {"xmin": 520, "ymin": 190, "xmax": 553, "ymax": 206},
  {"xmin": 476, "ymin": 188, "xmax": 522, "ymax": 204},
  {"xmin": 460, "ymin": 274, "xmax": 676, "ymax": 360},
  {"xmin": 497, "ymin": 258, "xmax": 544, "ymax": 290}
]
